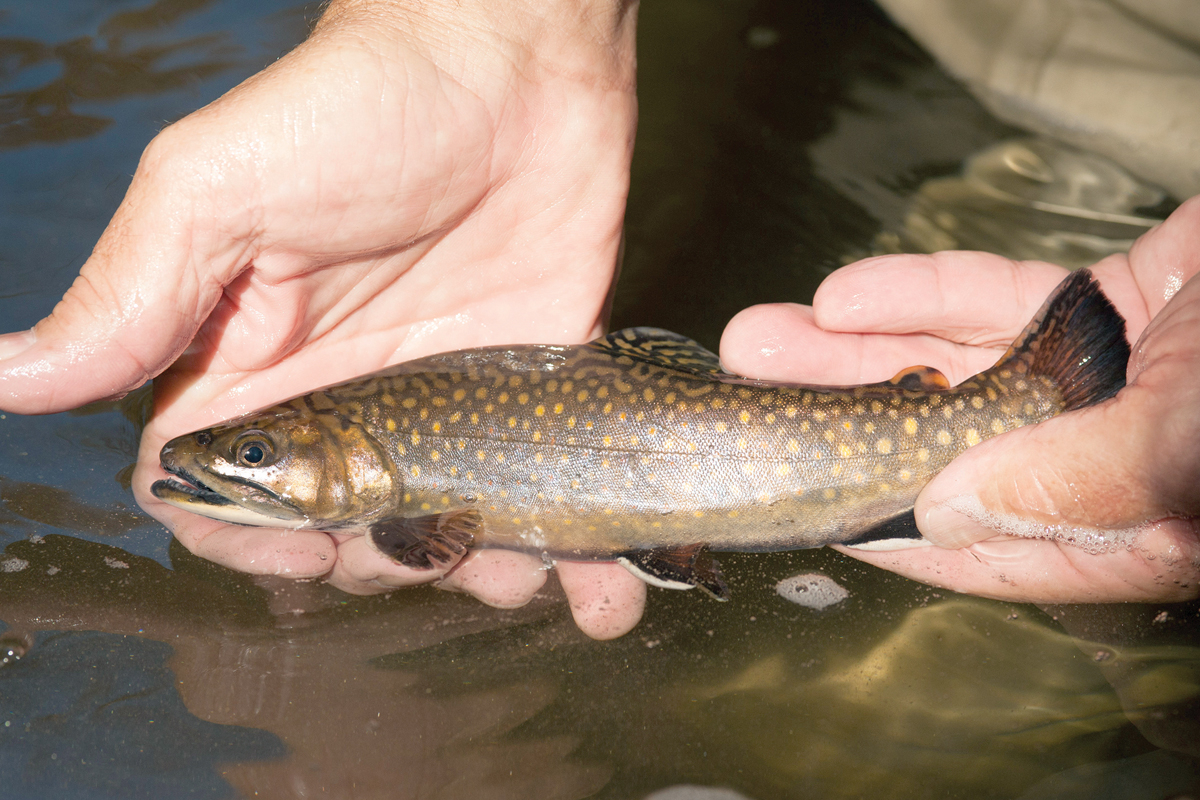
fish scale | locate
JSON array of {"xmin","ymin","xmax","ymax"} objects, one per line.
[{"xmin": 153, "ymin": 270, "xmax": 1130, "ymax": 599}]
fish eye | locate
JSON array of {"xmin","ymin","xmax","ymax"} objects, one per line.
[{"xmin": 233, "ymin": 433, "xmax": 274, "ymax": 468}]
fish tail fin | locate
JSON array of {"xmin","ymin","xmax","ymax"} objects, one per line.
[{"xmin": 992, "ymin": 269, "xmax": 1129, "ymax": 412}]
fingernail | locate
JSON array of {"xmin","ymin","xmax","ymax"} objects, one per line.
[
  {"xmin": 0, "ymin": 330, "xmax": 35, "ymax": 361},
  {"xmin": 922, "ymin": 502, "xmax": 997, "ymax": 548}
]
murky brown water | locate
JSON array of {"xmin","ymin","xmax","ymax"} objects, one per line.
[{"xmin": 1, "ymin": 1, "xmax": 1198, "ymax": 798}]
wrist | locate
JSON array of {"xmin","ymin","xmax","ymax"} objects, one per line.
[{"xmin": 315, "ymin": 0, "xmax": 638, "ymax": 94}]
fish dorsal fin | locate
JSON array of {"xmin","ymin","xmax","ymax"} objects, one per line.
[
  {"xmin": 885, "ymin": 365, "xmax": 951, "ymax": 392},
  {"xmin": 588, "ymin": 328, "xmax": 726, "ymax": 376},
  {"xmin": 617, "ymin": 543, "xmax": 730, "ymax": 601},
  {"xmin": 368, "ymin": 510, "xmax": 481, "ymax": 569}
]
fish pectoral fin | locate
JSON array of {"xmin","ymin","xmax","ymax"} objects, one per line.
[
  {"xmin": 841, "ymin": 510, "xmax": 933, "ymax": 551},
  {"xmin": 883, "ymin": 365, "xmax": 950, "ymax": 391},
  {"xmin": 368, "ymin": 510, "xmax": 481, "ymax": 569},
  {"xmin": 617, "ymin": 544, "xmax": 730, "ymax": 601}
]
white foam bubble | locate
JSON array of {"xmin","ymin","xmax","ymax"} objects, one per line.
[
  {"xmin": 942, "ymin": 494, "xmax": 1148, "ymax": 555},
  {"xmin": 1, "ymin": 558, "xmax": 29, "ymax": 573},
  {"xmin": 775, "ymin": 573, "xmax": 849, "ymax": 609}
]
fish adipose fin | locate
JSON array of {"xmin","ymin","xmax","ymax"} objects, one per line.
[
  {"xmin": 589, "ymin": 328, "xmax": 727, "ymax": 376},
  {"xmin": 995, "ymin": 268, "xmax": 1130, "ymax": 411},
  {"xmin": 368, "ymin": 510, "xmax": 481, "ymax": 569},
  {"xmin": 841, "ymin": 510, "xmax": 932, "ymax": 551},
  {"xmin": 884, "ymin": 365, "xmax": 951, "ymax": 391},
  {"xmin": 618, "ymin": 543, "xmax": 731, "ymax": 601}
]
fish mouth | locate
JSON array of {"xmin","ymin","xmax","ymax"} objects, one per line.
[
  {"xmin": 151, "ymin": 463, "xmax": 306, "ymax": 527},
  {"xmin": 151, "ymin": 464, "xmax": 238, "ymax": 508}
]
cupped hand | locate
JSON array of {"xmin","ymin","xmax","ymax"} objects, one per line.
[
  {"xmin": 0, "ymin": 0, "xmax": 647, "ymax": 639},
  {"xmin": 721, "ymin": 195, "xmax": 1200, "ymax": 604}
]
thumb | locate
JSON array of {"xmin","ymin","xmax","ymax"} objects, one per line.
[
  {"xmin": 915, "ymin": 386, "xmax": 1182, "ymax": 549},
  {"xmin": 0, "ymin": 130, "xmax": 242, "ymax": 414}
]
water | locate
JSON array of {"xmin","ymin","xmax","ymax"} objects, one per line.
[{"xmin": 2, "ymin": 1, "xmax": 1198, "ymax": 798}]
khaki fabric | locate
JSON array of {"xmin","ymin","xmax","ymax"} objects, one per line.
[{"xmin": 875, "ymin": 0, "xmax": 1200, "ymax": 198}]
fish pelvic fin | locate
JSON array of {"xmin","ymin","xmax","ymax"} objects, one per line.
[
  {"xmin": 993, "ymin": 269, "xmax": 1129, "ymax": 412},
  {"xmin": 368, "ymin": 510, "xmax": 481, "ymax": 569},
  {"xmin": 617, "ymin": 543, "xmax": 731, "ymax": 601}
]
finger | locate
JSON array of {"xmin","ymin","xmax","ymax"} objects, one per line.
[
  {"xmin": 187, "ymin": 523, "xmax": 339, "ymax": 578},
  {"xmin": 720, "ymin": 302, "xmax": 992, "ymax": 386},
  {"xmin": 1127, "ymin": 195, "xmax": 1200, "ymax": 318},
  {"xmin": 327, "ymin": 534, "xmax": 460, "ymax": 593},
  {"xmin": 834, "ymin": 517, "xmax": 1200, "ymax": 603},
  {"xmin": 555, "ymin": 561, "xmax": 646, "ymax": 640},
  {"xmin": 812, "ymin": 252, "xmax": 1070, "ymax": 343},
  {"xmin": 0, "ymin": 125, "xmax": 248, "ymax": 415},
  {"xmin": 439, "ymin": 549, "xmax": 548, "ymax": 608}
]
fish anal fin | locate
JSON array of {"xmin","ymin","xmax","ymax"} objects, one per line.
[
  {"xmin": 368, "ymin": 510, "xmax": 481, "ymax": 569},
  {"xmin": 590, "ymin": 328, "xmax": 726, "ymax": 376},
  {"xmin": 842, "ymin": 510, "xmax": 932, "ymax": 552},
  {"xmin": 886, "ymin": 365, "xmax": 950, "ymax": 391},
  {"xmin": 617, "ymin": 543, "xmax": 730, "ymax": 601}
]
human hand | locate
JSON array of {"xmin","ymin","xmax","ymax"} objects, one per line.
[
  {"xmin": 721, "ymin": 195, "xmax": 1200, "ymax": 604},
  {"xmin": 0, "ymin": 0, "xmax": 647, "ymax": 639}
]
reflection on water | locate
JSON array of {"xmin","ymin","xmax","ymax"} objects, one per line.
[
  {"xmin": 1, "ymin": 0, "xmax": 1199, "ymax": 798},
  {"xmin": 873, "ymin": 138, "xmax": 1178, "ymax": 269},
  {"xmin": 0, "ymin": 0, "xmax": 244, "ymax": 148}
]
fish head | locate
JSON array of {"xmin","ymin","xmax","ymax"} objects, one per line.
[{"xmin": 151, "ymin": 406, "xmax": 397, "ymax": 531}]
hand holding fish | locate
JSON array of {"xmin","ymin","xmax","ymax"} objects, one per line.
[
  {"xmin": 0, "ymin": 0, "xmax": 646, "ymax": 638},
  {"xmin": 722, "ymin": 195, "xmax": 1200, "ymax": 604}
]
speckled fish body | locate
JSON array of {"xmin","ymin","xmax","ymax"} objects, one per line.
[{"xmin": 153, "ymin": 270, "xmax": 1129, "ymax": 597}]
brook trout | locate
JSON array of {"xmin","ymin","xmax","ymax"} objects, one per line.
[{"xmin": 153, "ymin": 270, "xmax": 1128, "ymax": 599}]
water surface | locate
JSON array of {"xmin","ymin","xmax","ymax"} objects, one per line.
[{"xmin": 2, "ymin": 1, "xmax": 1198, "ymax": 798}]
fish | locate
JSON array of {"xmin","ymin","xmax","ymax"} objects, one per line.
[{"xmin": 152, "ymin": 269, "xmax": 1129, "ymax": 600}]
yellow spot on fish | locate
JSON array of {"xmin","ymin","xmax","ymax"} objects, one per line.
[
  {"xmin": 402, "ymin": 398, "xmax": 417, "ymax": 409},
  {"xmin": 430, "ymin": 450, "xmax": 440, "ymax": 461},
  {"xmin": 741, "ymin": 463, "xmax": 755, "ymax": 475},
  {"xmin": 739, "ymin": 410, "xmax": 751, "ymax": 424},
  {"xmin": 411, "ymin": 431, "xmax": 421, "ymax": 445},
  {"xmin": 386, "ymin": 419, "xmax": 396, "ymax": 432},
  {"xmin": 410, "ymin": 465, "xmax": 420, "ymax": 478},
  {"xmin": 477, "ymin": 451, "xmax": 486, "ymax": 461},
  {"xmin": 787, "ymin": 438, "xmax": 800, "ymax": 453},
  {"xmin": 498, "ymin": 392, "xmax": 509, "ymax": 404},
  {"xmin": 644, "ymin": 388, "xmax": 655, "ymax": 402},
  {"xmin": 432, "ymin": 422, "xmax": 442, "ymax": 433},
  {"xmin": 917, "ymin": 448, "xmax": 930, "ymax": 463},
  {"xmin": 470, "ymin": 413, "xmax": 479, "ymax": 424},
  {"xmin": 936, "ymin": 430, "xmax": 952, "ymax": 446},
  {"xmin": 603, "ymin": 435, "xmax": 613, "ymax": 446},
  {"xmin": 453, "ymin": 389, "xmax": 466, "ymax": 402},
  {"xmin": 800, "ymin": 420, "xmax": 810, "ymax": 433},
  {"xmin": 775, "ymin": 463, "xmax": 791, "ymax": 477},
  {"xmin": 838, "ymin": 444, "xmax": 853, "ymax": 458},
  {"xmin": 813, "ymin": 410, "xmax": 826, "ymax": 422},
  {"xmin": 518, "ymin": 392, "xmax": 529, "ymax": 405},
  {"xmin": 904, "ymin": 417, "xmax": 918, "ymax": 435},
  {"xmin": 382, "ymin": 394, "xmax": 396, "ymax": 407},
  {"xmin": 965, "ymin": 428, "xmax": 981, "ymax": 446},
  {"xmin": 715, "ymin": 421, "xmax": 728, "ymax": 433},
  {"xmin": 432, "ymin": 397, "xmax": 446, "ymax": 407},
  {"xmin": 508, "ymin": 417, "xmax": 517, "ymax": 428},
  {"xmin": 765, "ymin": 413, "xmax": 776, "ymax": 424},
  {"xmin": 899, "ymin": 469, "xmax": 912, "ymax": 481},
  {"xmin": 972, "ymin": 396, "xmax": 985, "ymax": 409},
  {"xmin": 786, "ymin": 406, "xmax": 797, "ymax": 418},
  {"xmin": 535, "ymin": 405, "xmax": 545, "ymax": 417},
  {"xmin": 864, "ymin": 421, "xmax": 875, "ymax": 434},
  {"xmin": 693, "ymin": 511, "xmax": 705, "ymax": 518},
  {"xmin": 485, "ymin": 403, "xmax": 494, "ymax": 413},
  {"xmin": 421, "ymin": 502, "xmax": 430, "ymax": 511},
  {"xmin": 824, "ymin": 430, "xmax": 836, "ymax": 443},
  {"xmin": 991, "ymin": 419, "xmax": 1005, "ymax": 435},
  {"xmin": 728, "ymin": 510, "xmax": 739, "ymax": 518},
  {"xmin": 577, "ymin": 390, "xmax": 588, "ymax": 402},
  {"xmin": 823, "ymin": 488, "xmax": 837, "ymax": 500},
  {"xmin": 475, "ymin": 387, "xmax": 488, "ymax": 400},
  {"xmin": 449, "ymin": 411, "xmax": 461, "ymax": 423},
  {"xmin": 876, "ymin": 438, "xmax": 893, "ymax": 454}
]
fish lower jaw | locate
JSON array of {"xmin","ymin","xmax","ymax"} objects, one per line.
[{"xmin": 151, "ymin": 478, "xmax": 308, "ymax": 529}]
